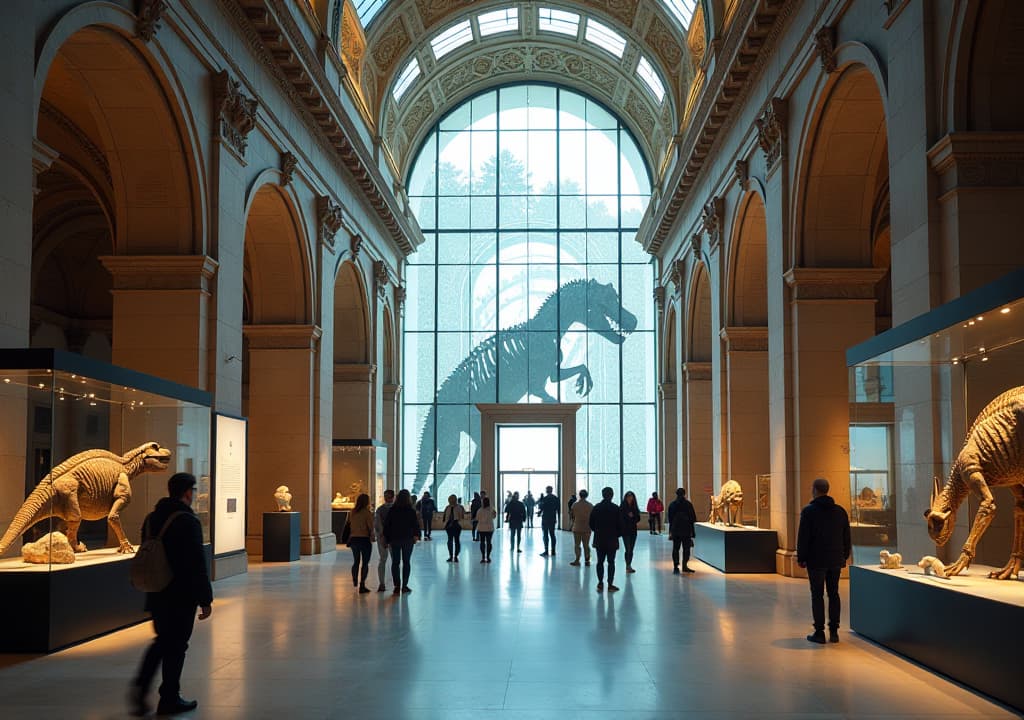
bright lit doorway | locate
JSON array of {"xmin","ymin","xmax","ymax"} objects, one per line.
[{"xmin": 497, "ymin": 425, "xmax": 560, "ymax": 528}]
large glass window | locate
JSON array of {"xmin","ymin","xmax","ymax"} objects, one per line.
[{"xmin": 404, "ymin": 84, "xmax": 655, "ymax": 505}]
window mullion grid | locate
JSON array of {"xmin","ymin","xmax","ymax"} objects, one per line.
[{"xmin": 432, "ymin": 124, "xmax": 440, "ymax": 498}]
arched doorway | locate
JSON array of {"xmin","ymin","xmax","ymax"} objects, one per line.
[{"xmin": 683, "ymin": 263, "xmax": 713, "ymax": 516}]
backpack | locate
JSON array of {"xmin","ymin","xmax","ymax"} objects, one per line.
[{"xmin": 130, "ymin": 511, "xmax": 187, "ymax": 592}]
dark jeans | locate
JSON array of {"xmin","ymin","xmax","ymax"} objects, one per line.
[
  {"xmin": 541, "ymin": 522, "xmax": 557, "ymax": 552},
  {"xmin": 134, "ymin": 599, "xmax": 197, "ymax": 701},
  {"xmin": 421, "ymin": 515, "xmax": 433, "ymax": 538},
  {"xmin": 446, "ymin": 526, "xmax": 462, "ymax": 559},
  {"xmin": 807, "ymin": 566, "xmax": 842, "ymax": 632},
  {"xmin": 389, "ymin": 540, "xmax": 414, "ymax": 589},
  {"xmin": 508, "ymin": 525, "xmax": 522, "ymax": 549},
  {"xmin": 471, "ymin": 519, "xmax": 478, "ymax": 540},
  {"xmin": 649, "ymin": 513, "xmax": 662, "ymax": 532},
  {"xmin": 478, "ymin": 531, "xmax": 493, "ymax": 559},
  {"xmin": 350, "ymin": 537, "xmax": 372, "ymax": 584},
  {"xmin": 671, "ymin": 537, "xmax": 692, "ymax": 568},
  {"xmin": 596, "ymin": 548, "xmax": 617, "ymax": 584},
  {"xmin": 622, "ymin": 533, "xmax": 637, "ymax": 566},
  {"xmin": 526, "ymin": 512, "xmax": 534, "ymax": 528}
]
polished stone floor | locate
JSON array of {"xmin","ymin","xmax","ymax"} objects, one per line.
[{"xmin": 0, "ymin": 529, "xmax": 1016, "ymax": 719}]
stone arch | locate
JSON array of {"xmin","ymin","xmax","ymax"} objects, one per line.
[
  {"xmin": 662, "ymin": 303, "xmax": 678, "ymax": 383},
  {"xmin": 381, "ymin": 304, "xmax": 396, "ymax": 385},
  {"xmin": 686, "ymin": 263, "xmax": 712, "ymax": 363},
  {"xmin": 957, "ymin": 0, "xmax": 1024, "ymax": 131},
  {"xmin": 727, "ymin": 191, "xmax": 768, "ymax": 327},
  {"xmin": 242, "ymin": 183, "xmax": 313, "ymax": 325},
  {"xmin": 333, "ymin": 261, "xmax": 371, "ymax": 364}
]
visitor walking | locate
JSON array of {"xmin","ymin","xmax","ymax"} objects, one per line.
[
  {"xmin": 505, "ymin": 491, "xmax": 526, "ymax": 552},
  {"xmin": 383, "ymin": 489, "xmax": 420, "ymax": 594},
  {"xmin": 667, "ymin": 488, "xmax": 697, "ymax": 574},
  {"xmin": 476, "ymin": 496, "xmax": 497, "ymax": 563},
  {"xmin": 443, "ymin": 494, "xmax": 465, "ymax": 562},
  {"xmin": 569, "ymin": 489, "xmax": 593, "ymax": 567},
  {"xmin": 647, "ymin": 491, "xmax": 664, "ymax": 534},
  {"xmin": 470, "ymin": 492, "xmax": 482, "ymax": 541},
  {"xmin": 797, "ymin": 477, "xmax": 851, "ymax": 644},
  {"xmin": 129, "ymin": 472, "xmax": 213, "ymax": 717},
  {"xmin": 373, "ymin": 489, "xmax": 395, "ymax": 592},
  {"xmin": 589, "ymin": 487, "xmax": 622, "ymax": 593},
  {"xmin": 523, "ymin": 490, "xmax": 536, "ymax": 528},
  {"xmin": 537, "ymin": 485, "xmax": 560, "ymax": 556},
  {"xmin": 347, "ymin": 493, "xmax": 375, "ymax": 593},
  {"xmin": 619, "ymin": 490, "xmax": 641, "ymax": 574},
  {"xmin": 419, "ymin": 491, "xmax": 436, "ymax": 540}
]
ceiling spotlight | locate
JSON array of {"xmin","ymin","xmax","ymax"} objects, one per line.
[{"xmin": 1001, "ymin": 307, "xmax": 1011, "ymax": 314}]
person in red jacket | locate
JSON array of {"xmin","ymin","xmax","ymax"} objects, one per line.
[{"xmin": 646, "ymin": 491, "xmax": 664, "ymax": 535}]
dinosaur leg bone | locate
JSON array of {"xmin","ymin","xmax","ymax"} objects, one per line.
[
  {"xmin": 63, "ymin": 489, "xmax": 85, "ymax": 552},
  {"xmin": 555, "ymin": 364, "xmax": 593, "ymax": 396},
  {"xmin": 945, "ymin": 470, "xmax": 995, "ymax": 577},
  {"xmin": 989, "ymin": 485, "xmax": 1024, "ymax": 580},
  {"xmin": 109, "ymin": 471, "xmax": 134, "ymax": 553}
]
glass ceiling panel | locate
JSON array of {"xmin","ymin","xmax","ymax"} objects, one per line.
[
  {"xmin": 636, "ymin": 56, "xmax": 665, "ymax": 102},
  {"xmin": 354, "ymin": 0, "xmax": 388, "ymax": 29},
  {"xmin": 584, "ymin": 18, "xmax": 626, "ymax": 59},
  {"xmin": 478, "ymin": 7, "xmax": 519, "ymax": 36},
  {"xmin": 431, "ymin": 19, "xmax": 474, "ymax": 59},
  {"xmin": 538, "ymin": 7, "xmax": 580, "ymax": 36},
  {"xmin": 661, "ymin": 0, "xmax": 697, "ymax": 30},
  {"xmin": 392, "ymin": 57, "xmax": 421, "ymax": 102}
]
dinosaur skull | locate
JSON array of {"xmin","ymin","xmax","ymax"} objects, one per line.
[
  {"xmin": 923, "ymin": 475, "xmax": 955, "ymax": 546},
  {"xmin": 141, "ymin": 442, "xmax": 172, "ymax": 472},
  {"xmin": 586, "ymin": 280, "xmax": 637, "ymax": 346}
]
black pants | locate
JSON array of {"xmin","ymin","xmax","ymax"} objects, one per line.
[
  {"xmin": 649, "ymin": 513, "xmax": 662, "ymax": 533},
  {"xmin": 421, "ymin": 515, "xmax": 433, "ymax": 538},
  {"xmin": 671, "ymin": 537, "xmax": 692, "ymax": 568},
  {"xmin": 526, "ymin": 512, "xmax": 534, "ymax": 528},
  {"xmin": 350, "ymin": 537, "xmax": 372, "ymax": 585},
  {"xmin": 390, "ymin": 540, "xmax": 414, "ymax": 589},
  {"xmin": 596, "ymin": 548, "xmax": 617, "ymax": 584},
  {"xmin": 134, "ymin": 599, "xmax": 197, "ymax": 701},
  {"xmin": 542, "ymin": 522, "xmax": 556, "ymax": 552},
  {"xmin": 471, "ymin": 519, "xmax": 478, "ymax": 540},
  {"xmin": 807, "ymin": 566, "xmax": 842, "ymax": 632},
  {"xmin": 508, "ymin": 525, "xmax": 522, "ymax": 549},
  {"xmin": 622, "ymin": 533, "xmax": 637, "ymax": 567},
  {"xmin": 446, "ymin": 526, "xmax": 462, "ymax": 559},
  {"xmin": 478, "ymin": 531, "xmax": 493, "ymax": 559}
]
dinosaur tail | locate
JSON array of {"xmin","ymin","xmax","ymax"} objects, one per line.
[
  {"xmin": 0, "ymin": 482, "xmax": 57, "ymax": 555},
  {"xmin": 412, "ymin": 404, "xmax": 437, "ymax": 496}
]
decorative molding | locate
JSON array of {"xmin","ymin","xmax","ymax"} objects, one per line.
[
  {"xmin": 243, "ymin": 324, "xmax": 322, "ymax": 350},
  {"xmin": 394, "ymin": 284, "xmax": 406, "ymax": 316},
  {"xmin": 813, "ymin": 24, "xmax": 837, "ymax": 74},
  {"xmin": 719, "ymin": 325, "xmax": 768, "ymax": 352},
  {"xmin": 734, "ymin": 159, "xmax": 749, "ymax": 191},
  {"xmin": 882, "ymin": 0, "xmax": 911, "ymax": 28},
  {"xmin": 653, "ymin": 284, "xmax": 666, "ymax": 316},
  {"xmin": 38, "ymin": 100, "xmax": 112, "ymax": 186},
  {"xmin": 669, "ymin": 259, "xmax": 687, "ymax": 296},
  {"xmin": 32, "ymin": 139, "xmax": 60, "ymax": 196},
  {"xmin": 279, "ymin": 151, "xmax": 297, "ymax": 186},
  {"xmin": 317, "ymin": 195, "xmax": 344, "ymax": 251},
  {"xmin": 334, "ymin": 363, "xmax": 376, "ymax": 382},
  {"xmin": 135, "ymin": 0, "xmax": 167, "ymax": 42},
  {"xmin": 212, "ymin": 70, "xmax": 258, "ymax": 160},
  {"xmin": 927, "ymin": 132, "xmax": 1024, "ymax": 196},
  {"xmin": 350, "ymin": 233, "xmax": 363, "ymax": 260},
  {"xmin": 658, "ymin": 382, "xmax": 677, "ymax": 400},
  {"xmin": 701, "ymin": 196, "xmax": 725, "ymax": 249},
  {"xmin": 99, "ymin": 255, "xmax": 219, "ymax": 292},
  {"xmin": 690, "ymin": 233, "xmax": 702, "ymax": 260},
  {"xmin": 783, "ymin": 267, "xmax": 888, "ymax": 301},
  {"xmin": 373, "ymin": 259, "xmax": 389, "ymax": 300},
  {"xmin": 682, "ymin": 361, "xmax": 712, "ymax": 381},
  {"xmin": 756, "ymin": 97, "xmax": 788, "ymax": 171}
]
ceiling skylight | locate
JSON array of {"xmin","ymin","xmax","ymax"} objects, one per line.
[
  {"xmin": 584, "ymin": 19, "xmax": 626, "ymax": 59},
  {"xmin": 538, "ymin": 7, "xmax": 580, "ymax": 36},
  {"xmin": 636, "ymin": 56, "xmax": 665, "ymax": 102},
  {"xmin": 431, "ymin": 19, "xmax": 473, "ymax": 59},
  {"xmin": 661, "ymin": 0, "xmax": 697, "ymax": 29},
  {"xmin": 478, "ymin": 7, "xmax": 519, "ymax": 37},
  {"xmin": 392, "ymin": 57, "xmax": 421, "ymax": 102},
  {"xmin": 353, "ymin": 0, "xmax": 388, "ymax": 29}
]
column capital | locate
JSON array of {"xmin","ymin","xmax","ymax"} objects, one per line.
[
  {"xmin": 100, "ymin": 255, "xmax": 218, "ymax": 291},
  {"xmin": 682, "ymin": 361, "xmax": 711, "ymax": 381},
  {"xmin": 382, "ymin": 383, "xmax": 402, "ymax": 401},
  {"xmin": 928, "ymin": 132, "xmax": 1024, "ymax": 197},
  {"xmin": 243, "ymin": 324, "xmax": 321, "ymax": 349},
  {"xmin": 720, "ymin": 326, "xmax": 768, "ymax": 351},
  {"xmin": 784, "ymin": 268, "xmax": 886, "ymax": 301},
  {"xmin": 334, "ymin": 363, "xmax": 376, "ymax": 382},
  {"xmin": 32, "ymin": 138, "xmax": 59, "ymax": 195},
  {"xmin": 659, "ymin": 381, "xmax": 677, "ymax": 400}
]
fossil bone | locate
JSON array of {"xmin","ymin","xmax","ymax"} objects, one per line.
[{"xmin": 709, "ymin": 480, "xmax": 744, "ymax": 526}]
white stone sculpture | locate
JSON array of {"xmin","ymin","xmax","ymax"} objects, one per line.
[
  {"xmin": 274, "ymin": 485, "xmax": 292, "ymax": 512},
  {"xmin": 709, "ymin": 480, "xmax": 744, "ymax": 526},
  {"xmin": 879, "ymin": 549, "xmax": 903, "ymax": 569},
  {"xmin": 21, "ymin": 531, "xmax": 76, "ymax": 564},
  {"xmin": 918, "ymin": 555, "xmax": 947, "ymax": 578},
  {"xmin": 331, "ymin": 492, "xmax": 345, "ymax": 508}
]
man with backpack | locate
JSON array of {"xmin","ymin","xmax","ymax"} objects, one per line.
[{"xmin": 129, "ymin": 472, "xmax": 213, "ymax": 716}]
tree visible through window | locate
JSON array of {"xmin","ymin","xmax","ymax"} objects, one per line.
[{"xmin": 404, "ymin": 84, "xmax": 655, "ymax": 505}]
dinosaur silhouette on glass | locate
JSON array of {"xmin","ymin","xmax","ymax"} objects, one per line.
[{"xmin": 413, "ymin": 279, "xmax": 637, "ymax": 495}]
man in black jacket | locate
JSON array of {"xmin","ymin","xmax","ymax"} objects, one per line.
[
  {"xmin": 505, "ymin": 491, "xmax": 527, "ymax": 553},
  {"xmin": 130, "ymin": 472, "xmax": 213, "ymax": 716},
  {"xmin": 796, "ymin": 477, "xmax": 851, "ymax": 644},
  {"xmin": 667, "ymin": 488, "xmax": 697, "ymax": 574},
  {"xmin": 589, "ymin": 487, "xmax": 622, "ymax": 592},
  {"xmin": 537, "ymin": 486, "xmax": 560, "ymax": 556}
]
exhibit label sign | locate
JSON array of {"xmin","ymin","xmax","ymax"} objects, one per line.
[{"xmin": 214, "ymin": 414, "xmax": 247, "ymax": 555}]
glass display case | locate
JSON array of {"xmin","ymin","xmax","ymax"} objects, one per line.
[
  {"xmin": 332, "ymin": 440, "xmax": 387, "ymax": 507},
  {"xmin": 847, "ymin": 270, "xmax": 1024, "ymax": 568},
  {"xmin": 0, "ymin": 349, "xmax": 211, "ymax": 651}
]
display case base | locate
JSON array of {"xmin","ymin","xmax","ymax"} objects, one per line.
[
  {"xmin": 0, "ymin": 550, "xmax": 146, "ymax": 652},
  {"xmin": 851, "ymin": 565, "xmax": 1024, "ymax": 712},
  {"xmin": 331, "ymin": 510, "xmax": 350, "ymax": 542},
  {"xmin": 263, "ymin": 512, "xmax": 300, "ymax": 562},
  {"xmin": 694, "ymin": 522, "xmax": 778, "ymax": 573},
  {"xmin": 213, "ymin": 549, "xmax": 247, "ymax": 579}
]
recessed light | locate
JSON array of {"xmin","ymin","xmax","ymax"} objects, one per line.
[{"xmin": 1001, "ymin": 308, "xmax": 1011, "ymax": 314}]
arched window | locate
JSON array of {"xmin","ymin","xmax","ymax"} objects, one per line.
[{"xmin": 403, "ymin": 84, "xmax": 655, "ymax": 502}]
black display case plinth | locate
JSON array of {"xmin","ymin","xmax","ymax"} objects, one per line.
[
  {"xmin": 263, "ymin": 512, "xmax": 300, "ymax": 562},
  {"xmin": 331, "ymin": 510, "xmax": 350, "ymax": 542},
  {"xmin": 851, "ymin": 565, "xmax": 1024, "ymax": 711},
  {"xmin": 694, "ymin": 522, "xmax": 777, "ymax": 573}
]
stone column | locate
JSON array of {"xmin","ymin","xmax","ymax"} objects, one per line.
[
  {"xmin": 775, "ymin": 268, "xmax": 885, "ymax": 575},
  {"xmin": 100, "ymin": 255, "xmax": 218, "ymax": 389},
  {"xmin": 658, "ymin": 382, "xmax": 678, "ymax": 499},
  {"xmin": 720, "ymin": 326, "xmax": 769, "ymax": 524},
  {"xmin": 244, "ymin": 324, "xmax": 333, "ymax": 555},
  {"xmin": 683, "ymin": 361, "xmax": 713, "ymax": 518},
  {"xmin": 333, "ymin": 363, "xmax": 375, "ymax": 438},
  {"xmin": 381, "ymin": 382, "xmax": 401, "ymax": 494}
]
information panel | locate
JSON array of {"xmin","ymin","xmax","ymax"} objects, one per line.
[{"xmin": 214, "ymin": 414, "xmax": 247, "ymax": 555}]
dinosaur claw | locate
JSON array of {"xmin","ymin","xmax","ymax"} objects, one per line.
[{"xmin": 118, "ymin": 542, "xmax": 136, "ymax": 554}]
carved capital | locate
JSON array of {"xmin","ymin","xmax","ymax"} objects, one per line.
[
  {"xmin": 350, "ymin": 233, "xmax": 363, "ymax": 260},
  {"xmin": 394, "ymin": 284, "xmax": 406, "ymax": 316},
  {"xmin": 136, "ymin": 0, "xmax": 167, "ymax": 42},
  {"xmin": 756, "ymin": 97, "xmax": 788, "ymax": 171},
  {"xmin": 658, "ymin": 382, "xmax": 677, "ymax": 401},
  {"xmin": 334, "ymin": 363, "xmax": 376, "ymax": 382},
  {"xmin": 373, "ymin": 260, "xmax": 389, "ymax": 300},
  {"xmin": 100, "ymin": 255, "xmax": 219, "ymax": 292},
  {"xmin": 720, "ymin": 326, "xmax": 768, "ymax": 352},
  {"xmin": 814, "ymin": 25, "xmax": 837, "ymax": 74},
  {"xmin": 653, "ymin": 285, "xmax": 666, "ymax": 315},
  {"xmin": 32, "ymin": 139, "xmax": 60, "ymax": 196},
  {"xmin": 670, "ymin": 259, "xmax": 687, "ymax": 296},
  {"xmin": 734, "ymin": 159, "xmax": 749, "ymax": 191},
  {"xmin": 784, "ymin": 267, "xmax": 888, "ymax": 301},
  {"xmin": 317, "ymin": 195, "xmax": 344, "ymax": 251},
  {"xmin": 690, "ymin": 233, "xmax": 702, "ymax": 260},
  {"xmin": 280, "ymin": 151, "xmax": 297, "ymax": 187},
  {"xmin": 213, "ymin": 70, "xmax": 258, "ymax": 160},
  {"xmin": 244, "ymin": 324, "xmax": 322, "ymax": 350},
  {"xmin": 682, "ymin": 361, "xmax": 711, "ymax": 381},
  {"xmin": 701, "ymin": 196, "xmax": 725, "ymax": 249}
]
